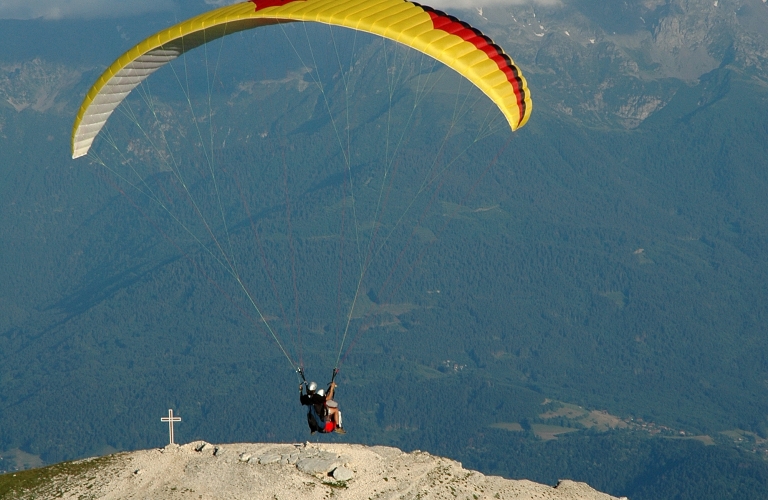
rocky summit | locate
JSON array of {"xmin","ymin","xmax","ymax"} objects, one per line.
[{"xmin": 4, "ymin": 442, "xmax": 624, "ymax": 499}]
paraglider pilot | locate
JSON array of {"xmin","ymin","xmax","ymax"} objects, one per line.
[{"xmin": 300, "ymin": 377, "xmax": 345, "ymax": 434}]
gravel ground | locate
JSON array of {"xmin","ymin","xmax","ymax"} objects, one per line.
[{"xmin": 32, "ymin": 442, "xmax": 626, "ymax": 500}]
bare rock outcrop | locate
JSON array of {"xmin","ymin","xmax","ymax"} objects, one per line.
[{"xmin": 5, "ymin": 441, "xmax": 627, "ymax": 500}]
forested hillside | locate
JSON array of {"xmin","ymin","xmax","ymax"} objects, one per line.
[{"xmin": 2, "ymin": 2, "xmax": 768, "ymax": 498}]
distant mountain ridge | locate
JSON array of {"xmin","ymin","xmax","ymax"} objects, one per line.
[
  {"xmin": 474, "ymin": 0, "xmax": 768, "ymax": 127},
  {"xmin": 3, "ymin": 1, "xmax": 767, "ymax": 125}
]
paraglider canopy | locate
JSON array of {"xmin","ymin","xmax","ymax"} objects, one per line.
[{"xmin": 71, "ymin": 0, "xmax": 531, "ymax": 159}]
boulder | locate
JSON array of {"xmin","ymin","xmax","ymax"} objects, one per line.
[
  {"xmin": 296, "ymin": 456, "xmax": 342, "ymax": 475},
  {"xmin": 258, "ymin": 454, "xmax": 282, "ymax": 465},
  {"xmin": 331, "ymin": 466, "xmax": 354, "ymax": 481}
]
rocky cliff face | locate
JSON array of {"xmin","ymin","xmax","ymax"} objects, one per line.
[
  {"xmin": 4, "ymin": 442, "xmax": 624, "ymax": 500},
  {"xmin": 476, "ymin": 0, "xmax": 768, "ymax": 127},
  {"xmin": 0, "ymin": 59, "xmax": 83, "ymax": 113}
]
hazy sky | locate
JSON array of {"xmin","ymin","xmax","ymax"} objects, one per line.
[
  {"xmin": 203, "ymin": 0, "xmax": 561, "ymax": 9},
  {"xmin": 0, "ymin": 0, "xmax": 559, "ymax": 20},
  {"xmin": 421, "ymin": 0, "xmax": 559, "ymax": 7},
  {"xmin": 0, "ymin": 0, "xmax": 176, "ymax": 19},
  {"xmin": 204, "ymin": 0, "xmax": 561, "ymax": 9}
]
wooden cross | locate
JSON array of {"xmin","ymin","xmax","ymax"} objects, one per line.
[{"xmin": 161, "ymin": 409, "xmax": 181, "ymax": 445}]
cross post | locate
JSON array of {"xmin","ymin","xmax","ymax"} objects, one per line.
[{"xmin": 161, "ymin": 409, "xmax": 182, "ymax": 445}]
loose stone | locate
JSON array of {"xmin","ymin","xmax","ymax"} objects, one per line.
[
  {"xmin": 258, "ymin": 454, "xmax": 282, "ymax": 465},
  {"xmin": 332, "ymin": 466, "xmax": 354, "ymax": 481},
  {"xmin": 296, "ymin": 457, "xmax": 342, "ymax": 475}
]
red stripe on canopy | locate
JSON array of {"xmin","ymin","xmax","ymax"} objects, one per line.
[{"xmin": 423, "ymin": 8, "xmax": 526, "ymax": 126}]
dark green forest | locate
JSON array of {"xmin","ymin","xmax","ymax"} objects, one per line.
[{"xmin": 2, "ymin": 7, "xmax": 768, "ymax": 499}]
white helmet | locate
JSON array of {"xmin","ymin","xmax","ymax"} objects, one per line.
[
  {"xmin": 316, "ymin": 389, "xmax": 326, "ymax": 398},
  {"xmin": 308, "ymin": 381, "xmax": 318, "ymax": 392}
]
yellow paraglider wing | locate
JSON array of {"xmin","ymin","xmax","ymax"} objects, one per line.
[{"xmin": 71, "ymin": 0, "xmax": 532, "ymax": 159}]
